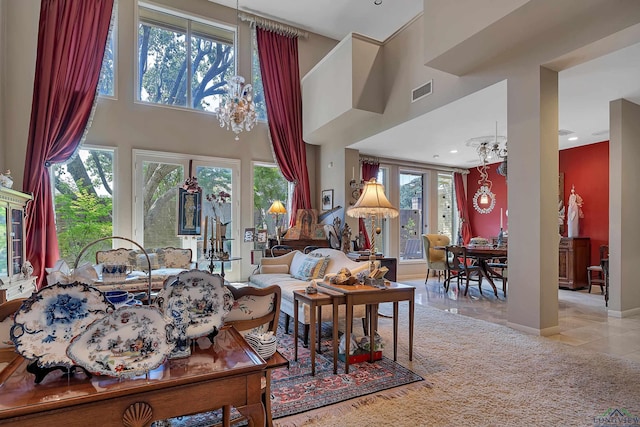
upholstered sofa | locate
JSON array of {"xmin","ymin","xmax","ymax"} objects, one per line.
[
  {"xmin": 95, "ymin": 247, "xmax": 194, "ymax": 283},
  {"xmin": 249, "ymin": 248, "xmax": 368, "ymax": 342}
]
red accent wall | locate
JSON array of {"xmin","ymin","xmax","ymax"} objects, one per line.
[
  {"xmin": 467, "ymin": 141, "xmax": 609, "ymax": 266},
  {"xmin": 560, "ymin": 141, "xmax": 609, "ymax": 266},
  {"xmin": 467, "ymin": 162, "xmax": 508, "ymax": 239}
]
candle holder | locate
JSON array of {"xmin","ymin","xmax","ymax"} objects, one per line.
[{"xmin": 497, "ymin": 227, "xmax": 504, "ymax": 247}]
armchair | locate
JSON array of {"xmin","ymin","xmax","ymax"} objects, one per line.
[{"xmin": 423, "ymin": 234, "xmax": 450, "ymax": 283}]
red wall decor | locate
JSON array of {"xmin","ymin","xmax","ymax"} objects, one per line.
[
  {"xmin": 466, "ymin": 141, "xmax": 609, "ymax": 266},
  {"xmin": 467, "ymin": 162, "xmax": 508, "ymax": 240}
]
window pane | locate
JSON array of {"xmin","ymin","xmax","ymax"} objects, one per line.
[
  {"xmin": 437, "ymin": 173, "xmax": 455, "ymax": 241},
  {"xmin": 98, "ymin": 27, "xmax": 115, "ymax": 97},
  {"xmin": 138, "ymin": 10, "xmax": 188, "ymax": 107},
  {"xmin": 253, "ymin": 165, "xmax": 288, "ymax": 243},
  {"xmin": 197, "ymin": 165, "xmax": 234, "ymax": 271},
  {"xmin": 399, "ymin": 172, "xmax": 423, "ymax": 261},
  {"xmin": 251, "ymin": 29, "xmax": 267, "ymax": 122},
  {"xmin": 190, "ymin": 32, "xmax": 234, "ymax": 112},
  {"xmin": 52, "ymin": 148, "xmax": 114, "ymax": 265},
  {"xmin": 142, "ymin": 161, "xmax": 183, "ymax": 248},
  {"xmin": 138, "ymin": 6, "xmax": 235, "ymax": 112}
]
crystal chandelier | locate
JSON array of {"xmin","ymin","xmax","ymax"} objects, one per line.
[
  {"xmin": 215, "ymin": 0, "xmax": 256, "ymax": 141},
  {"xmin": 216, "ymin": 76, "xmax": 256, "ymax": 140},
  {"xmin": 466, "ymin": 122, "xmax": 507, "ymax": 213}
]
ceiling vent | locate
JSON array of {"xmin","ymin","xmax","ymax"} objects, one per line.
[
  {"xmin": 558, "ymin": 129, "xmax": 574, "ymax": 136},
  {"xmin": 411, "ymin": 80, "xmax": 432, "ymax": 103}
]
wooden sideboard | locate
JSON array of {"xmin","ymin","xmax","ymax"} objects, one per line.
[{"xmin": 559, "ymin": 237, "xmax": 590, "ymax": 290}]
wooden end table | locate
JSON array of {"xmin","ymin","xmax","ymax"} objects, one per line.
[
  {"xmin": 317, "ymin": 281, "xmax": 414, "ymax": 374},
  {"xmin": 293, "ymin": 289, "xmax": 345, "ymax": 375}
]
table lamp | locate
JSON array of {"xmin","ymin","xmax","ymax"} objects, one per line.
[
  {"xmin": 268, "ymin": 200, "xmax": 287, "ymax": 245},
  {"xmin": 347, "ymin": 178, "xmax": 398, "ymax": 272}
]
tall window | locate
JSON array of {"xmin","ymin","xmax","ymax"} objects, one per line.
[
  {"xmin": 251, "ymin": 28, "xmax": 267, "ymax": 121},
  {"xmin": 133, "ymin": 151, "xmax": 240, "ymax": 279},
  {"xmin": 52, "ymin": 147, "xmax": 115, "ymax": 264},
  {"xmin": 137, "ymin": 4, "xmax": 235, "ymax": 112},
  {"xmin": 437, "ymin": 173, "xmax": 456, "ymax": 241},
  {"xmin": 399, "ymin": 171, "xmax": 425, "ymax": 261},
  {"xmin": 253, "ymin": 163, "xmax": 289, "ymax": 240},
  {"xmin": 98, "ymin": 15, "xmax": 116, "ymax": 97}
]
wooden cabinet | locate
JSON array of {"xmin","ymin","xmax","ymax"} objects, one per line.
[
  {"xmin": 0, "ymin": 187, "xmax": 36, "ymax": 302},
  {"xmin": 559, "ymin": 237, "xmax": 590, "ymax": 290}
]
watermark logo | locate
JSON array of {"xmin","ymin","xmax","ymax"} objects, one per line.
[{"xmin": 594, "ymin": 408, "xmax": 640, "ymax": 427}]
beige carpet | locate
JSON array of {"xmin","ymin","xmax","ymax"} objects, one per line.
[{"xmin": 275, "ymin": 303, "xmax": 640, "ymax": 426}]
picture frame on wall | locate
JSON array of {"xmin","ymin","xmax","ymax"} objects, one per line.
[
  {"xmin": 321, "ymin": 189, "xmax": 334, "ymax": 211},
  {"xmin": 177, "ymin": 188, "xmax": 202, "ymax": 236}
]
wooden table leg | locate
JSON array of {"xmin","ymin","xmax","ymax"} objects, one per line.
[
  {"xmin": 393, "ymin": 301, "xmax": 399, "ymax": 361},
  {"xmin": 310, "ymin": 300, "xmax": 317, "ymax": 376},
  {"xmin": 294, "ymin": 297, "xmax": 299, "ymax": 361},
  {"xmin": 317, "ymin": 305, "xmax": 322, "ymax": 354},
  {"xmin": 344, "ymin": 297, "xmax": 353, "ymax": 374},
  {"xmin": 369, "ymin": 304, "xmax": 377, "ymax": 362},
  {"xmin": 237, "ymin": 402, "xmax": 265, "ymax": 427},
  {"xmin": 409, "ymin": 296, "xmax": 414, "ymax": 361},
  {"xmin": 333, "ymin": 298, "xmax": 339, "ymax": 374}
]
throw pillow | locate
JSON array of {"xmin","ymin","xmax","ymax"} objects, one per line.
[
  {"xmin": 310, "ymin": 256, "xmax": 330, "ymax": 279},
  {"xmin": 136, "ymin": 253, "xmax": 160, "ymax": 272},
  {"xmin": 292, "ymin": 256, "xmax": 322, "ymax": 280},
  {"xmin": 288, "ymin": 251, "xmax": 307, "ymax": 277},
  {"xmin": 260, "ymin": 264, "xmax": 289, "ymax": 274}
]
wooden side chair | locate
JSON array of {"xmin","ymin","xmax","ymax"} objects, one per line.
[
  {"xmin": 587, "ymin": 245, "xmax": 609, "ymax": 294},
  {"xmin": 222, "ymin": 284, "xmax": 283, "ymax": 427},
  {"xmin": 423, "ymin": 234, "xmax": 450, "ymax": 283},
  {"xmin": 444, "ymin": 245, "xmax": 483, "ymax": 296}
]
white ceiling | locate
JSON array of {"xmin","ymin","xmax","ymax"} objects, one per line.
[
  {"xmin": 209, "ymin": 0, "xmax": 423, "ymax": 42},
  {"xmin": 210, "ymin": 0, "xmax": 640, "ymax": 168}
]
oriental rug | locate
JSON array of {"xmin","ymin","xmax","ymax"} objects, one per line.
[{"xmin": 153, "ymin": 321, "xmax": 424, "ymax": 427}]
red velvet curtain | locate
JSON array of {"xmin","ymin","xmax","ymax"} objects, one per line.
[
  {"xmin": 256, "ymin": 28, "xmax": 311, "ymax": 226},
  {"xmin": 358, "ymin": 161, "xmax": 380, "ymax": 249},
  {"xmin": 23, "ymin": 0, "xmax": 114, "ymax": 287},
  {"xmin": 454, "ymin": 172, "xmax": 472, "ymax": 245}
]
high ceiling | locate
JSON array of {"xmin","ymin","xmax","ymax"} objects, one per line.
[{"xmin": 210, "ymin": 0, "xmax": 640, "ymax": 168}]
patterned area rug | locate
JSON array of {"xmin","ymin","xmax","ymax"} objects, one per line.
[{"xmin": 153, "ymin": 321, "xmax": 424, "ymax": 427}]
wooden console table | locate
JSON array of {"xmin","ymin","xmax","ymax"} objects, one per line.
[
  {"xmin": 0, "ymin": 326, "xmax": 267, "ymax": 427},
  {"xmin": 559, "ymin": 237, "xmax": 590, "ymax": 289}
]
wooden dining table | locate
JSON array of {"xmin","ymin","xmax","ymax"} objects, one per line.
[{"xmin": 435, "ymin": 245, "xmax": 508, "ymax": 297}]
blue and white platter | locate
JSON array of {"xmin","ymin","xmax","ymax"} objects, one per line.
[
  {"xmin": 155, "ymin": 270, "xmax": 234, "ymax": 339},
  {"xmin": 10, "ymin": 282, "xmax": 113, "ymax": 368},
  {"xmin": 67, "ymin": 305, "xmax": 173, "ymax": 378}
]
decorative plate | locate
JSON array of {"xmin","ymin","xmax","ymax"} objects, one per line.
[
  {"xmin": 10, "ymin": 282, "xmax": 113, "ymax": 368},
  {"xmin": 67, "ymin": 306, "xmax": 172, "ymax": 378},
  {"xmin": 155, "ymin": 270, "xmax": 233, "ymax": 339}
]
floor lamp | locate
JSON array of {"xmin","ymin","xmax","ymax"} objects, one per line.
[
  {"xmin": 347, "ymin": 178, "xmax": 399, "ymax": 272},
  {"xmin": 268, "ymin": 200, "xmax": 287, "ymax": 245}
]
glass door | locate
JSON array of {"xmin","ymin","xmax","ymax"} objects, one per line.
[{"xmin": 0, "ymin": 206, "xmax": 8, "ymax": 278}]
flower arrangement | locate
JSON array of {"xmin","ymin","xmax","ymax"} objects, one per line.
[
  {"xmin": 182, "ymin": 176, "xmax": 201, "ymax": 193},
  {"xmin": 206, "ymin": 190, "xmax": 231, "ymax": 225}
]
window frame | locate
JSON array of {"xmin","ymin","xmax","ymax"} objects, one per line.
[{"xmin": 135, "ymin": 1, "xmax": 237, "ymax": 113}]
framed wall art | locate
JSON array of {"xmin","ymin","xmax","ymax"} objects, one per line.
[
  {"xmin": 321, "ymin": 189, "xmax": 334, "ymax": 211},
  {"xmin": 177, "ymin": 188, "xmax": 202, "ymax": 236}
]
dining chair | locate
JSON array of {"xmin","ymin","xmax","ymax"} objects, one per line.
[
  {"xmin": 422, "ymin": 234, "xmax": 450, "ymax": 283},
  {"xmin": 587, "ymin": 245, "xmax": 609, "ymax": 294},
  {"xmin": 222, "ymin": 284, "xmax": 282, "ymax": 427},
  {"xmin": 270, "ymin": 244, "xmax": 294, "ymax": 257},
  {"xmin": 486, "ymin": 258, "xmax": 508, "ymax": 296},
  {"xmin": 444, "ymin": 245, "xmax": 483, "ymax": 296}
]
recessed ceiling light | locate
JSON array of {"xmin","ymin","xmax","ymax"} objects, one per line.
[
  {"xmin": 568, "ymin": 136, "xmax": 578, "ymax": 141},
  {"xmin": 450, "ymin": 149, "xmax": 458, "ymax": 154},
  {"xmin": 373, "ymin": 0, "xmax": 382, "ymax": 5},
  {"xmin": 433, "ymin": 154, "xmax": 440, "ymax": 159}
]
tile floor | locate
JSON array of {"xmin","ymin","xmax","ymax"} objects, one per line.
[{"xmin": 402, "ymin": 275, "xmax": 640, "ymax": 363}]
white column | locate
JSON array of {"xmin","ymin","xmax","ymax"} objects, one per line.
[
  {"xmin": 506, "ymin": 66, "xmax": 559, "ymax": 335},
  {"xmin": 608, "ymin": 99, "xmax": 640, "ymax": 317}
]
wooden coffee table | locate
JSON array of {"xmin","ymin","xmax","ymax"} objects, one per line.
[{"xmin": 0, "ymin": 326, "xmax": 267, "ymax": 427}]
